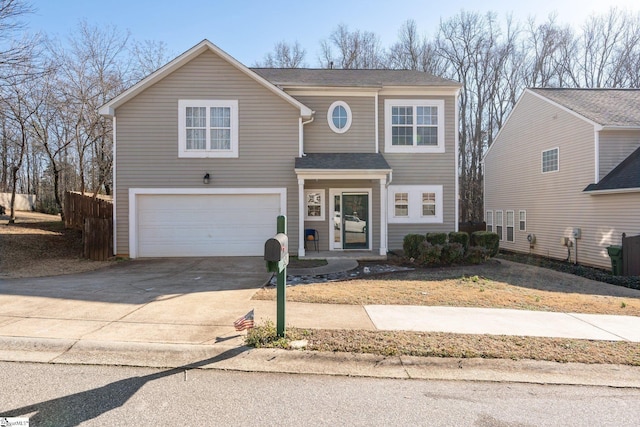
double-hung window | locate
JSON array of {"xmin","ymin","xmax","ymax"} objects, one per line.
[
  {"xmin": 506, "ymin": 210, "xmax": 514, "ymax": 242},
  {"xmin": 519, "ymin": 210, "xmax": 526, "ymax": 231},
  {"xmin": 495, "ymin": 210, "xmax": 504, "ymax": 241},
  {"xmin": 178, "ymin": 100, "xmax": 239, "ymax": 158},
  {"xmin": 384, "ymin": 99, "xmax": 445, "ymax": 153},
  {"xmin": 542, "ymin": 148, "xmax": 559, "ymax": 173},
  {"xmin": 388, "ymin": 185, "xmax": 443, "ymax": 223},
  {"xmin": 486, "ymin": 211, "xmax": 493, "ymax": 232}
]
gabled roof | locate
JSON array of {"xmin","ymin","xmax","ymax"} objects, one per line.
[
  {"xmin": 252, "ymin": 68, "xmax": 461, "ymax": 89},
  {"xmin": 99, "ymin": 40, "xmax": 313, "ymax": 118},
  {"xmin": 584, "ymin": 146, "xmax": 640, "ymax": 193},
  {"xmin": 529, "ymin": 88, "xmax": 640, "ymax": 128}
]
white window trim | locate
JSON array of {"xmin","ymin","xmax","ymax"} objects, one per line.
[
  {"xmin": 541, "ymin": 147, "xmax": 559, "ymax": 173},
  {"xmin": 495, "ymin": 210, "xmax": 504, "ymax": 241},
  {"xmin": 519, "ymin": 210, "xmax": 526, "ymax": 231},
  {"xmin": 304, "ymin": 189, "xmax": 325, "ymax": 221},
  {"xmin": 387, "ymin": 185, "xmax": 443, "ymax": 224},
  {"xmin": 506, "ymin": 210, "xmax": 515, "ymax": 242},
  {"xmin": 178, "ymin": 99, "xmax": 239, "ymax": 158},
  {"xmin": 384, "ymin": 99, "xmax": 445, "ymax": 153},
  {"xmin": 327, "ymin": 100, "xmax": 352, "ymax": 134},
  {"xmin": 394, "ymin": 192, "xmax": 409, "ymax": 217},
  {"xmin": 486, "ymin": 210, "xmax": 493, "ymax": 232}
]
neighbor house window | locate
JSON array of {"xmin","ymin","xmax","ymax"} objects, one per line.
[
  {"xmin": 506, "ymin": 210, "xmax": 514, "ymax": 242},
  {"xmin": 327, "ymin": 101, "xmax": 352, "ymax": 134},
  {"xmin": 542, "ymin": 148, "xmax": 559, "ymax": 173},
  {"xmin": 519, "ymin": 210, "xmax": 526, "ymax": 231},
  {"xmin": 394, "ymin": 192, "xmax": 409, "ymax": 217},
  {"xmin": 178, "ymin": 100, "xmax": 238, "ymax": 158},
  {"xmin": 486, "ymin": 210, "xmax": 493, "ymax": 232},
  {"xmin": 388, "ymin": 185, "xmax": 443, "ymax": 223},
  {"xmin": 304, "ymin": 190, "xmax": 325, "ymax": 221},
  {"xmin": 495, "ymin": 210, "xmax": 503, "ymax": 241},
  {"xmin": 384, "ymin": 99, "xmax": 445, "ymax": 153},
  {"xmin": 422, "ymin": 192, "xmax": 436, "ymax": 216}
]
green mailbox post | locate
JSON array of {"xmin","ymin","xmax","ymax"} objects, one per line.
[{"xmin": 264, "ymin": 215, "xmax": 288, "ymax": 337}]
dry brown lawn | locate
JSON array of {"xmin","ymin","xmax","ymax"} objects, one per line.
[
  {"xmin": 253, "ymin": 261, "xmax": 640, "ymax": 365},
  {"xmin": 0, "ymin": 211, "xmax": 114, "ymax": 278}
]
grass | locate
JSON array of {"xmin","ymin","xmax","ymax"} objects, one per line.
[{"xmin": 250, "ymin": 258, "xmax": 640, "ymax": 365}]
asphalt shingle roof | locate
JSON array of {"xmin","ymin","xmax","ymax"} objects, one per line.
[
  {"xmin": 252, "ymin": 68, "xmax": 460, "ymax": 88},
  {"xmin": 295, "ymin": 153, "xmax": 391, "ymax": 170},
  {"xmin": 530, "ymin": 88, "xmax": 640, "ymax": 127},
  {"xmin": 584, "ymin": 146, "xmax": 640, "ymax": 191}
]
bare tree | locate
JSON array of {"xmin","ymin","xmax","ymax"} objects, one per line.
[
  {"xmin": 255, "ymin": 40, "xmax": 306, "ymax": 68},
  {"xmin": 0, "ymin": 0, "xmax": 37, "ymax": 82},
  {"xmin": 319, "ymin": 24, "xmax": 386, "ymax": 69},
  {"xmin": 129, "ymin": 39, "xmax": 172, "ymax": 81}
]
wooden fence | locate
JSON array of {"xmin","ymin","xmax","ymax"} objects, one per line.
[{"xmin": 64, "ymin": 191, "xmax": 113, "ymax": 261}]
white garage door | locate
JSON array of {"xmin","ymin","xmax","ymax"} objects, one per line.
[{"xmin": 136, "ymin": 192, "xmax": 282, "ymax": 257}]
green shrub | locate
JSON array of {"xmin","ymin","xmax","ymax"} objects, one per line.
[
  {"xmin": 471, "ymin": 231, "xmax": 499, "ymax": 257},
  {"xmin": 403, "ymin": 234, "xmax": 426, "ymax": 259},
  {"xmin": 245, "ymin": 321, "xmax": 289, "ymax": 348},
  {"xmin": 448, "ymin": 232, "xmax": 470, "ymax": 252},
  {"xmin": 417, "ymin": 241, "xmax": 443, "ymax": 266},
  {"xmin": 465, "ymin": 246, "xmax": 490, "ymax": 264},
  {"xmin": 441, "ymin": 242, "xmax": 465, "ymax": 265},
  {"xmin": 426, "ymin": 232, "xmax": 447, "ymax": 245}
]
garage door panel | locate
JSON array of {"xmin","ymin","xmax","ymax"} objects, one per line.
[{"xmin": 136, "ymin": 193, "xmax": 281, "ymax": 257}]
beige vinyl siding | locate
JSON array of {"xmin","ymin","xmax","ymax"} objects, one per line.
[
  {"xmin": 303, "ymin": 180, "xmax": 380, "ymax": 251},
  {"xmin": 114, "ymin": 50, "xmax": 301, "ymax": 256},
  {"xmin": 296, "ymin": 95, "xmax": 376, "ymax": 153},
  {"xmin": 484, "ymin": 91, "xmax": 637, "ymax": 269},
  {"xmin": 379, "ymin": 95, "xmax": 458, "ymax": 249},
  {"xmin": 598, "ymin": 129, "xmax": 640, "ymax": 180}
]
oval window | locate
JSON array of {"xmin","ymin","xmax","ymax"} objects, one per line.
[{"xmin": 327, "ymin": 101, "xmax": 352, "ymax": 133}]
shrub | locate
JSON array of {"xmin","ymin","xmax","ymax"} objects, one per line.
[
  {"xmin": 448, "ymin": 231, "xmax": 470, "ymax": 252},
  {"xmin": 426, "ymin": 232, "xmax": 447, "ymax": 245},
  {"xmin": 441, "ymin": 242, "xmax": 465, "ymax": 265},
  {"xmin": 403, "ymin": 234, "xmax": 426, "ymax": 259},
  {"xmin": 471, "ymin": 231, "xmax": 499, "ymax": 257},
  {"xmin": 417, "ymin": 241, "xmax": 443, "ymax": 266},
  {"xmin": 465, "ymin": 246, "xmax": 490, "ymax": 264}
]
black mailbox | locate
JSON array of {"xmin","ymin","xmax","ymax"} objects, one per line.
[{"xmin": 264, "ymin": 233, "xmax": 288, "ymax": 262}]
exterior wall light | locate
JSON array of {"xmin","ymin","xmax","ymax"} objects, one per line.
[{"xmin": 203, "ymin": 173, "xmax": 210, "ymax": 184}]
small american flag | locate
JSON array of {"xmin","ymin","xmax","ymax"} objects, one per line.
[{"xmin": 233, "ymin": 309, "xmax": 254, "ymax": 331}]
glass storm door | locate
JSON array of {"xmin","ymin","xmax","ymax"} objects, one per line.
[{"xmin": 342, "ymin": 193, "xmax": 368, "ymax": 249}]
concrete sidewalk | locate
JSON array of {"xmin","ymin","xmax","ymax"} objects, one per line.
[{"xmin": 1, "ymin": 257, "xmax": 639, "ymax": 387}]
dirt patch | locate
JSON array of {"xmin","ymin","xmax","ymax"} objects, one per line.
[{"xmin": 0, "ymin": 211, "xmax": 114, "ymax": 278}]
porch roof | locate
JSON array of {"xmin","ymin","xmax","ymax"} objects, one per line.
[{"xmin": 294, "ymin": 153, "xmax": 392, "ymax": 181}]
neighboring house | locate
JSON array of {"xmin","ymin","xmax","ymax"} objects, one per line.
[
  {"xmin": 483, "ymin": 88, "xmax": 640, "ymax": 270},
  {"xmin": 99, "ymin": 40, "xmax": 461, "ymax": 259}
]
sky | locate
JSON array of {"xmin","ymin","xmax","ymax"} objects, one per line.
[{"xmin": 25, "ymin": 0, "xmax": 640, "ymax": 66}]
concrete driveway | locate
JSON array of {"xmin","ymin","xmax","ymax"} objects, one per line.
[{"xmin": 0, "ymin": 257, "xmax": 271, "ymax": 347}]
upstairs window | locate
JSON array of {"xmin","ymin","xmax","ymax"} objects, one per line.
[
  {"xmin": 178, "ymin": 100, "xmax": 238, "ymax": 158},
  {"xmin": 384, "ymin": 99, "xmax": 445, "ymax": 153},
  {"xmin": 542, "ymin": 148, "xmax": 559, "ymax": 173},
  {"xmin": 327, "ymin": 101, "xmax": 352, "ymax": 134}
]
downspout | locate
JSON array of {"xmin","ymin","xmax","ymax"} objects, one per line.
[
  {"xmin": 299, "ymin": 115, "xmax": 315, "ymax": 157},
  {"xmin": 298, "ymin": 113, "xmax": 315, "ymax": 257},
  {"xmin": 112, "ymin": 115, "xmax": 117, "ymax": 256},
  {"xmin": 594, "ymin": 126, "xmax": 601, "ymax": 183},
  {"xmin": 454, "ymin": 88, "xmax": 460, "ymax": 231},
  {"xmin": 375, "ymin": 91, "xmax": 380, "ymax": 153}
]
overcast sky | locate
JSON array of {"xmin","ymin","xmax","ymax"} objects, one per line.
[{"xmin": 27, "ymin": 0, "xmax": 640, "ymax": 66}]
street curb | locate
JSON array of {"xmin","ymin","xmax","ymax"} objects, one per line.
[{"xmin": 1, "ymin": 336, "xmax": 639, "ymax": 388}]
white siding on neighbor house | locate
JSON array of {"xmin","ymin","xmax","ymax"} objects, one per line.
[
  {"xmin": 598, "ymin": 129, "xmax": 640, "ymax": 180},
  {"xmin": 484, "ymin": 91, "xmax": 640, "ymax": 269},
  {"xmin": 295, "ymin": 95, "xmax": 376, "ymax": 153},
  {"xmin": 378, "ymin": 95, "xmax": 458, "ymax": 249},
  {"xmin": 114, "ymin": 50, "xmax": 301, "ymax": 256}
]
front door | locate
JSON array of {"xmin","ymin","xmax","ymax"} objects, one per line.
[{"xmin": 330, "ymin": 190, "xmax": 370, "ymax": 250}]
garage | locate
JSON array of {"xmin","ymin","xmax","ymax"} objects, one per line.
[{"xmin": 131, "ymin": 189, "xmax": 284, "ymax": 257}]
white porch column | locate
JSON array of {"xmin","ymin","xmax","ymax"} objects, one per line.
[
  {"xmin": 379, "ymin": 178, "xmax": 388, "ymax": 256},
  {"xmin": 298, "ymin": 178, "xmax": 306, "ymax": 257}
]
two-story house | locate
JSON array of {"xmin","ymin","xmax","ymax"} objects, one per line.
[
  {"xmin": 99, "ymin": 40, "xmax": 461, "ymax": 259},
  {"xmin": 484, "ymin": 88, "xmax": 640, "ymax": 270}
]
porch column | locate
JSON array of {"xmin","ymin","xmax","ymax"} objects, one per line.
[
  {"xmin": 379, "ymin": 178, "xmax": 388, "ymax": 256},
  {"xmin": 298, "ymin": 178, "xmax": 305, "ymax": 257}
]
